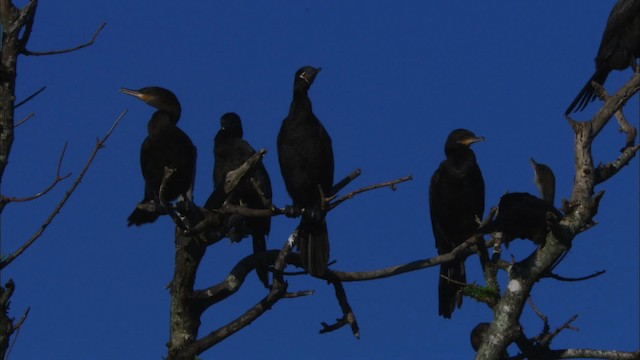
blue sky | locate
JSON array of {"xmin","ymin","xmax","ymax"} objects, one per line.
[{"xmin": 2, "ymin": 1, "xmax": 638, "ymax": 359}]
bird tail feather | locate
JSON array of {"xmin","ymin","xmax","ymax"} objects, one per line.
[
  {"xmin": 252, "ymin": 233, "xmax": 270, "ymax": 288},
  {"xmin": 127, "ymin": 207, "xmax": 160, "ymax": 226},
  {"xmin": 439, "ymin": 260, "xmax": 466, "ymax": 318},
  {"xmin": 565, "ymin": 70, "xmax": 609, "ymax": 115},
  {"xmin": 298, "ymin": 217, "xmax": 330, "ymax": 277}
]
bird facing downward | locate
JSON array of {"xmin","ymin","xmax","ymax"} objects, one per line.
[
  {"xmin": 429, "ymin": 128, "xmax": 485, "ymax": 319},
  {"xmin": 277, "ymin": 66, "xmax": 334, "ymax": 277},
  {"xmin": 120, "ymin": 86, "xmax": 196, "ymax": 227}
]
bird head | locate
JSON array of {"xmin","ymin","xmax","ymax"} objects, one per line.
[
  {"xmin": 219, "ymin": 112, "xmax": 243, "ymax": 138},
  {"xmin": 294, "ymin": 66, "xmax": 321, "ymax": 88},
  {"xmin": 529, "ymin": 158, "xmax": 556, "ymax": 204},
  {"xmin": 120, "ymin": 86, "xmax": 181, "ymax": 123}
]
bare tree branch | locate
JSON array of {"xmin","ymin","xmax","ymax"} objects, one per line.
[
  {"xmin": 175, "ymin": 235, "xmax": 301, "ymax": 359},
  {"xmin": 14, "ymin": 85, "xmax": 45, "ymax": 108},
  {"xmin": 545, "ymin": 270, "xmax": 606, "ymax": 282},
  {"xmin": 4, "ymin": 306, "xmax": 29, "ymax": 360},
  {"xmin": 593, "ymin": 78, "xmax": 637, "ymax": 149},
  {"xmin": 595, "ymin": 145, "xmax": 640, "ymax": 184},
  {"xmin": 328, "ymin": 174, "xmax": 412, "ymax": 211},
  {"xmin": 21, "ymin": 22, "xmax": 106, "ymax": 56},
  {"xmin": 223, "ymin": 149, "xmax": 266, "ymax": 194},
  {"xmin": 0, "ymin": 142, "xmax": 71, "ymax": 208},
  {"xmin": 541, "ymin": 348, "xmax": 639, "ymax": 359},
  {"xmin": 0, "ymin": 110, "xmax": 126, "ymax": 270},
  {"xmin": 320, "ymin": 278, "xmax": 359, "ymax": 338},
  {"xmin": 476, "ymin": 72, "xmax": 640, "ymax": 360},
  {"xmin": 13, "ymin": 112, "xmax": 34, "ymax": 127},
  {"xmin": 329, "ymin": 168, "xmax": 361, "ymax": 198}
]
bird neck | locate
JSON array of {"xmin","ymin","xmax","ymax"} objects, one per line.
[
  {"xmin": 147, "ymin": 111, "xmax": 175, "ymax": 139},
  {"xmin": 445, "ymin": 147, "xmax": 475, "ymax": 163},
  {"xmin": 537, "ymin": 181, "xmax": 555, "ymax": 204},
  {"xmin": 290, "ymin": 90, "xmax": 313, "ymax": 114},
  {"xmin": 157, "ymin": 102, "xmax": 181, "ymax": 124},
  {"xmin": 216, "ymin": 127, "xmax": 242, "ymax": 140}
]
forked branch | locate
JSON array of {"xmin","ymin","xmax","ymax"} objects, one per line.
[
  {"xmin": 0, "ymin": 110, "xmax": 126, "ymax": 270},
  {"xmin": 22, "ymin": 22, "xmax": 107, "ymax": 56},
  {"xmin": 0, "ymin": 142, "xmax": 71, "ymax": 209}
]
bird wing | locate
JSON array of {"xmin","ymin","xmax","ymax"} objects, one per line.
[
  {"xmin": 429, "ymin": 166, "xmax": 448, "ymax": 253},
  {"xmin": 597, "ymin": 0, "xmax": 640, "ymax": 61}
]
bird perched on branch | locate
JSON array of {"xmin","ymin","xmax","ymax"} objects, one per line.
[
  {"xmin": 120, "ymin": 86, "xmax": 196, "ymax": 227},
  {"xmin": 278, "ymin": 66, "xmax": 334, "ymax": 277},
  {"xmin": 429, "ymin": 129, "xmax": 485, "ymax": 318},
  {"xmin": 204, "ymin": 112, "xmax": 272, "ymax": 287},
  {"xmin": 478, "ymin": 158, "xmax": 562, "ymax": 246},
  {"xmin": 565, "ymin": 0, "xmax": 640, "ymax": 114}
]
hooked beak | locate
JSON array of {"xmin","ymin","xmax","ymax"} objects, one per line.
[
  {"xmin": 119, "ymin": 88, "xmax": 151, "ymax": 102},
  {"xmin": 458, "ymin": 136, "xmax": 484, "ymax": 146}
]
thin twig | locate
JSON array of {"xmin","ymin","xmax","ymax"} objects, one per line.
[
  {"xmin": 328, "ymin": 174, "xmax": 412, "ymax": 211},
  {"xmin": 22, "ymin": 22, "xmax": 107, "ymax": 56},
  {"xmin": 13, "ymin": 113, "xmax": 35, "ymax": 127},
  {"xmin": 545, "ymin": 270, "xmax": 606, "ymax": 282},
  {"xmin": 325, "ymin": 236, "xmax": 493, "ymax": 282},
  {"xmin": 329, "ymin": 168, "xmax": 361, "ymax": 198},
  {"xmin": 4, "ymin": 307, "xmax": 30, "ymax": 360},
  {"xmin": 14, "ymin": 85, "xmax": 46, "ymax": 108},
  {"xmin": 528, "ymin": 297, "xmax": 549, "ymax": 330},
  {"xmin": 1, "ymin": 142, "xmax": 71, "ymax": 204},
  {"xmin": 320, "ymin": 278, "xmax": 359, "ymax": 338},
  {"xmin": 0, "ymin": 110, "xmax": 126, "ymax": 270}
]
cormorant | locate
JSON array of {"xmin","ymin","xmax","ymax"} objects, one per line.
[
  {"xmin": 565, "ymin": 0, "xmax": 640, "ymax": 114},
  {"xmin": 478, "ymin": 159, "xmax": 561, "ymax": 246},
  {"xmin": 429, "ymin": 129, "xmax": 485, "ymax": 319},
  {"xmin": 277, "ymin": 66, "xmax": 334, "ymax": 277},
  {"xmin": 204, "ymin": 112, "xmax": 272, "ymax": 287},
  {"xmin": 120, "ymin": 87, "xmax": 196, "ymax": 226}
]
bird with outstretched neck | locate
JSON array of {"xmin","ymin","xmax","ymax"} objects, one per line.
[
  {"xmin": 120, "ymin": 86, "xmax": 196, "ymax": 227},
  {"xmin": 430, "ymin": 129, "xmax": 485, "ymax": 319},
  {"xmin": 278, "ymin": 66, "xmax": 334, "ymax": 277},
  {"xmin": 566, "ymin": 0, "xmax": 640, "ymax": 114},
  {"xmin": 478, "ymin": 158, "xmax": 562, "ymax": 246},
  {"xmin": 204, "ymin": 112, "xmax": 272, "ymax": 287}
]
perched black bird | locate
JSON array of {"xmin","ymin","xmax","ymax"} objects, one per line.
[
  {"xmin": 204, "ymin": 112, "xmax": 272, "ymax": 287},
  {"xmin": 478, "ymin": 159, "xmax": 562, "ymax": 246},
  {"xmin": 429, "ymin": 129, "xmax": 485, "ymax": 318},
  {"xmin": 566, "ymin": 0, "xmax": 640, "ymax": 114},
  {"xmin": 120, "ymin": 87, "xmax": 196, "ymax": 226},
  {"xmin": 278, "ymin": 66, "xmax": 334, "ymax": 277}
]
